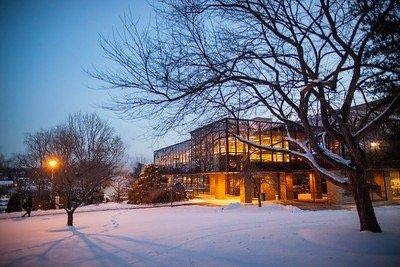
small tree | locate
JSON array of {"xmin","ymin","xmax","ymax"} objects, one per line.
[{"xmin": 52, "ymin": 113, "xmax": 125, "ymax": 226}]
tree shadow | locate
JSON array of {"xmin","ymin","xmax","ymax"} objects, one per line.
[
  {"xmin": 297, "ymin": 226, "xmax": 400, "ymax": 257},
  {"xmin": 47, "ymin": 226, "xmax": 89, "ymax": 233},
  {"xmin": 66, "ymin": 227, "xmax": 134, "ymax": 266},
  {"xmin": 89, "ymin": 232, "xmax": 252, "ymax": 266},
  {"xmin": 4, "ymin": 227, "xmax": 134, "ymax": 266},
  {"xmin": 4, "ymin": 226, "xmax": 254, "ymax": 266},
  {"xmin": 5, "ymin": 233, "xmax": 75, "ymax": 266}
]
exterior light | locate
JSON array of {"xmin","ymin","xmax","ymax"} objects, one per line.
[
  {"xmin": 48, "ymin": 159, "xmax": 58, "ymax": 169},
  {"xmin": 370, "ymin": 142, "xmax": 380, "ymax": 149},
  {"xmin": 47, "ymin": 158, "xmax": 59, "ymax": 179}
]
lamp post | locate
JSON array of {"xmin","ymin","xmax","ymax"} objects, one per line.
[
  {"xmin": 47, "ymin": 158, "xmax": 59, "ymax": 208},
  {"xmin": 48, "ymin": 159, "xmax": 58, "ymax": 179}
]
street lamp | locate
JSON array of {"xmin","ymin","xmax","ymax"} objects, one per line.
[
  {"xmin": 48, "ymin": 158, "xmax": 58, "ymax": 179},
  {"xmin": 370, "ymin": 141, "xmax": 380, "ymax": 149},
  {"xmin": 47, "ymin": 158, "xmax": 59, "ymax": 209}
]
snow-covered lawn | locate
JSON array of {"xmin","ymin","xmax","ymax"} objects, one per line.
[
  {"xmin": 0, "ymin": 204, "xmax": 399, "ymax": 267},
  {"xmin": 0, "ymin": 199, "xmax": 205, "ymax": 220}
]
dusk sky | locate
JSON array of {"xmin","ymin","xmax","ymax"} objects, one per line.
[{"xmin": 0, "ymin": 0, "xmax": 184, "ymax": 160}]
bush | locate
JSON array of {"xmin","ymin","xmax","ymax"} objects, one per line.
[
  {"xmin": 6, "ymin": 193, "xmax": 22, "ymax": 212},
  {"xmin": 147, "ymin": 188, "xmax": 170, "ymax": 203},
  {"xmin": 128, "ymin": 165, "xmax": 188, "ymax": 204}
]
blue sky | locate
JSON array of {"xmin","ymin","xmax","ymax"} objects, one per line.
[{"xmin": 0, "ymin": 0, "xmax": 184, "ymax": 160}]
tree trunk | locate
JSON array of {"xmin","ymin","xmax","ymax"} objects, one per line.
[
  {"xmin": 351, "ymin": 172, "xmax": 382, "ymax": 232},
  {"xmin": 67, "ymin": 211, "xmax": 74, "ymax": 226},
  {"xmin": 257, "ymin": 183, "xmax": 262, "ymax": 207}
]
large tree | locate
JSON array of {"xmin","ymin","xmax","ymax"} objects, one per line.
[
  {"xmin": 24, "ymin": 113, "xmax": 125, "ymax": 226},
  {"xmin": 92, "ymin": 0, "xmax": 399, "ymax": 232}
]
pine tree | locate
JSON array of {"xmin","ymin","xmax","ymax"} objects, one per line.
[{"xmin": 128, "ymin": 164, "xmax": 169, "ymax": 204}]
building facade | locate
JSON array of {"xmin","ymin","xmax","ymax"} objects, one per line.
[{"xmin": 154, "ymin": 118, "xmax": 400, "ymax": 204}]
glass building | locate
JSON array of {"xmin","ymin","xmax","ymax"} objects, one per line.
[
  {"xmin": 154, "ymin": 117, "xmax": 399, "ymax": 204},
  {"xmin": 154, "ymin": 118, "xmax": 310, "ymax": 173}
]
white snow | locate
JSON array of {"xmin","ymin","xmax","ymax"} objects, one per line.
[
  {"xmin": 0, "ymin": 199, "xmax": 204, "ymax": 219},
  {"xmin": 285, "ymin": 134, "xmax": 350, "ymax": 185},
  {"xmin": 0, "ymin": 180, "xmax": 14, "ymax": 186},
  {"xmin": 0, "ymin": 204, "xmax": 399, "ymax": 266}
]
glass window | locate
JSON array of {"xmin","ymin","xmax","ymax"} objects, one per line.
[
  {"xmin": 390, "ymin": 171, "xmax": 400, "ymax": 200},
  {"xmin": 274, "ymin": 153, "xmax": 284, "ymax": 162},
  {"xmin": 220, "ymin": 137, "xmax": 226, "ymax": 154},
  {"xmin": 260, "ymin": 132, "xmax": 272, "ymax": 162},
  {"xmin": 261, "ymin": 132, "xmax": 271, "ymax": 146},
  {"xmin": 284, "ymin": 154, "xmax": 290, "ymax": 162},
  {"xmin": 213, "ymin": 132, "xmax": 219, "ymax": 155},
  {"xmin": 262, "ymin": 152, "xmax": 272, "ymax": 162},
  {"xmin": 228, "ymin": 136, "xmax": 236, "ymax": 155},
  {"xmin": 250, "ymin": 148, "xmax": 261, "ymax": 162},
  {"xmin": 272, "ymin": 131, "xmax": 283, "ymax": 162},
  {"xmin": 236, "ymin": 139, "xmax": 245, "ymax": 154},
  {"xmin": 226, "ymin": 175, "xmax": 240, "ymax": 196}
]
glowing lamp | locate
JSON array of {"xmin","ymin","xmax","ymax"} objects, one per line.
[
  {"xmin": 48, "ymin": 159, "xmax": 58, "ymax": 169},
  {"xmin": 370, "ymin": 142, "xmax": 380, "ymax": 149}
]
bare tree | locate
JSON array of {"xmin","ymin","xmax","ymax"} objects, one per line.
[
  {"xmin": 24, "ymin": 113, "xmax": 125, "ymax": 226},
  {"xmin": 110, "ymin": 169, "xmax": 133, "ymax": 202},
  {"xmin": 91, "ymin": 0, "xmax": 399, "ymax": 232},
  {"xmin": 51, "ymin": 113, "xmax": 125, "ymax": 226}
]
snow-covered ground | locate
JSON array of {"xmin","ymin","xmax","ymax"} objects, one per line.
[
  {"xmin": 0, "ymin": 199, "xmax": 205, "ymax": 219},
  {"xmin": 0, "ymin": 204, "xmax": 399, "ymax": 267}
]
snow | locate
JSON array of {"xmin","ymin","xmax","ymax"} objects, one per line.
[
  {"xmin": 319, "ymin": 132, "xmax": 352, "ymax": 167},
  {"xmin": 222, "ymin": 203, "xmax": 302, "ymax": 213},
  {"xmin": 286, "ymin": 133, "xmax": 350, "ymax": 185},
  {"xmin": 0, "ymin": 204, "xmax": 399, "ymax": 266},
  {"xmin": 0, "ymin": 180, "xmax": 14, "ymax": 186},
  {"xmin": 304, "ymin": 151, "xmax": 350, "ymax": 184},
  {"xmin": 0, "ymin": 199, "xmax": 205, "ymax": 219}
]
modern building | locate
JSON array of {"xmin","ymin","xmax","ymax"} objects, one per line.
[{"xmin": 154, "ymin": 117, "xmax": 400, "ymax": 204}]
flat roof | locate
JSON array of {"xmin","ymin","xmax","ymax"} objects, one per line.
[{"xmin": 154, "ymin": 139, "xmax": 191, "ymax": 154}]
